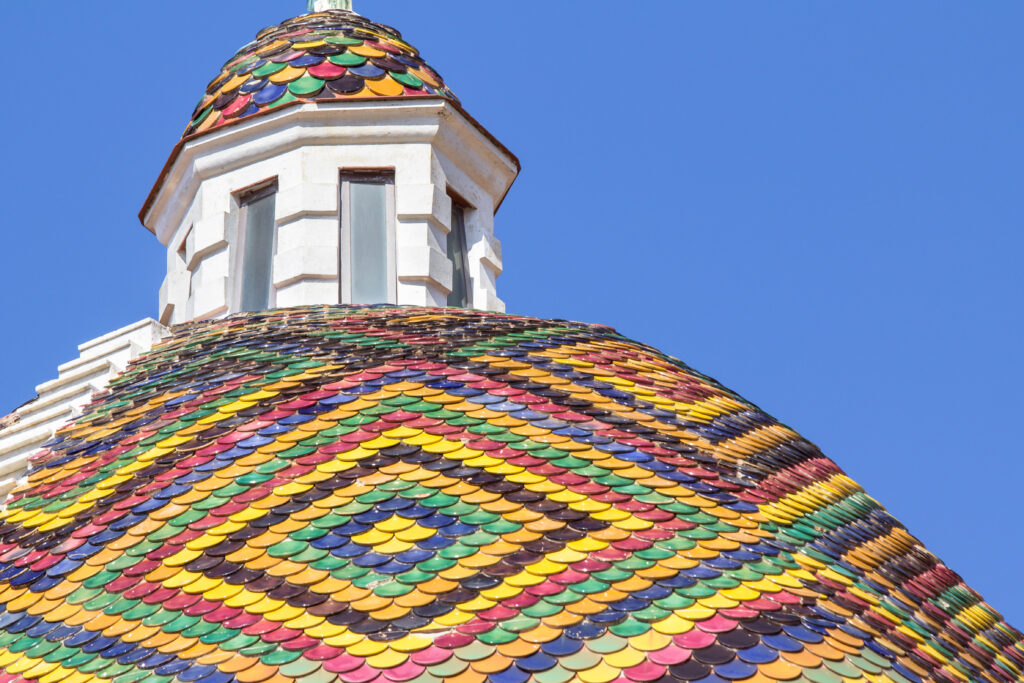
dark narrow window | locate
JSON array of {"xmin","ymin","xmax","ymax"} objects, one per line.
[
  {"xmin": 340, "ymin": 171, "xmax": 394, "ymax": 304},
  {"xmin": 177, "ymin": 227, "xmax": 193, "ymax": 302},
  {"xmin": 237, "ymin": 183, "xmax": 277, "ymax": 312},
  {"xmin": 447, "ymin": 196, "xmax": 471, "ymax": 308},
  {"xmin": 176, "ymin": 228, "xmax": 190, "ymax": 268}
]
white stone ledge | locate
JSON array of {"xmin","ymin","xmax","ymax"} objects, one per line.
[
  {"xmin": 160, "ymin": 271, "xmax": 190, "ymax": 326},
  {"xmin": 479, "ymin": 236, "xmax": 503, "ymax": 275},
  {"xmin": 191, "ymin": 216, "xmax": 229, "ymax": 266},
  {"xmin": 0, "ymin": 319, "xmax": 168, "ymax": 498},
  {"xmin": 396, "ymin": 184, "xmax": 450, "ymax": 227},
  {"xmin": 277, "ymin": 182, "xmax": 339, "ymax": 225},
  {"xmin": 64, "ymin": 319, "xmax": 163, "ymax": 367},
  {"xmin": 48, "ymin": 351, "xmax": 123, "ymax": 393},
  {"xmin": 397, "ymin": 245, "xmax": 452, "ymax": 291},
  {"xmin": 0, "ymin": 444, "xmax": 39, "ymax": 479},
  {"xmin": 396, "ymin": 281, "xmax": 447, "ymax": 308},
  {"xmin": 20, "ymin": 374, "xmax": 105, "ymax": 424},
  {"xmin": 275, "ymin": 281, "xmax": 339, "ymax": 308},
  {"xmin": 273, "ymin": 248, "xmax": 338, "ymax": 289}
]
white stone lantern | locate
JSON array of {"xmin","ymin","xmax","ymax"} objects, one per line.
[{"xmin": 142, "ymin": 96, "xmax": 519, "ymax": 325}]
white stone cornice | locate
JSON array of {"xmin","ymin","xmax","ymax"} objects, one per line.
[{"xmin": 143, "ymin": 100, "xmax": 518, "ymax": 243}]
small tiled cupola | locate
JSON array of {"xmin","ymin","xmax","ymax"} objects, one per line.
[{"xmin": 140, "ymin": 9, "xmax": 519, "ymax": 325}]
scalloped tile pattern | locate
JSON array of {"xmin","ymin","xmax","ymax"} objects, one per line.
[
  {"xmin": 185, "ymin": 11, "xmax": 457, "ymax": 139},
  {"xmin": 1, "ymin": 306, "xmax": 1021, "ymax": 683}
]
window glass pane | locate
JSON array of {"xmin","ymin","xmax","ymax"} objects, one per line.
[
  {"xmin": 349, "ymin": 182, "xmax": 388, "ymax": 304},
  {"xmin": 447, "ymin": 203, "xmax": 469, "ymax": 307},
  {"xmin": 240, "ymin": 192, "xmax": 275, "ymax": 312}
]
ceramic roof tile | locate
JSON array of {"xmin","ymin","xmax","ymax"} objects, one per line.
[
  {"xmin": 183, "ymin": 11, "xmax": 457, "ymax": 141},
  {"xmin": 0, "ymin": 305, "xmax": 1020, "ymax": 683}
]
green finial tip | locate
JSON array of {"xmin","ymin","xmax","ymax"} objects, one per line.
[{"xmin": 308, "ymin": 0, "xmax": 353, "ymax": 11}]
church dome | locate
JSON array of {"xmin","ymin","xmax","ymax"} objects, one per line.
[
  {"xmin": 184, "ymin": 10, "xmax": 457, "ymax": 140},
  {"xmin": 3, "ymin": 306, "xmax": 1022, "ymax": 683}
]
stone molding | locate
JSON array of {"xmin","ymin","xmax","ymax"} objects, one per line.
[{"xmin": 0, "ymin": 319, "xmax": 168, "ymax": 501}]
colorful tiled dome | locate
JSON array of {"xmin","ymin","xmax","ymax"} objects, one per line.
[
  {"xmin": 185, "ymin": 11, "xmax": 457, "ymax": 140},
  {"xmin": 2, "ymin": 306, "xmax": 1021, "ymax": 683}
]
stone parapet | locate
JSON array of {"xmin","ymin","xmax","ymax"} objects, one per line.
[{"xmin": 0, "ymin": 319, "xmax": 167, "ymax": 499}]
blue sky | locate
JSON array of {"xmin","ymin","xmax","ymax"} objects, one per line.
[{"xmin": 2, "ymin": 2, "xmax": 1023, "ymax": 626}]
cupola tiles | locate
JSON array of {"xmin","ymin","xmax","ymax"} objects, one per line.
[{"xmin": 0, "ymin": 5, "xmax": 1021, "ymax": 683}]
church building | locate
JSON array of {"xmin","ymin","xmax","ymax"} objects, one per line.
[{"xmin": 0, "ymin": 3, "xmax": 1019, "ymax": 683}]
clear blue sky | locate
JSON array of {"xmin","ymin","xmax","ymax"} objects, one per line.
[{"xmin": 2, "ymin": 2, "xmax": 1022, "ymax": 626}]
